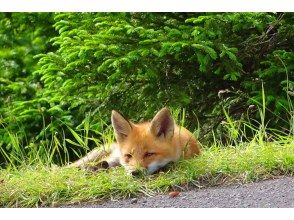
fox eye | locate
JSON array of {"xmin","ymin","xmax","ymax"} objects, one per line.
[
  {"xmin": 125, "ymin": 154, "xmax": 132, "ymax": 159},
  {"xmin": 144, "ymin": 152, "xmax": 155, "ymax": 158}
]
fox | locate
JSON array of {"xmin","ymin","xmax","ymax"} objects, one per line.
[{"xmin": 68, "ymin": 107, "xmax": 201, "ymax": 176}]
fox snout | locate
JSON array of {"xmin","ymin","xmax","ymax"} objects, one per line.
[
  {"xmin": 124, "ymin": 163, "xmax": 148, "ymax": 176},
  {"xmin": 127, "ymin": 168, "xmax": 146, "ymax": 177},
  {"xmin": 124, "ymin": 159, "xmax": 172, "ymax": 176}
]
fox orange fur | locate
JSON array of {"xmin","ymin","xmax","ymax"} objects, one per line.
[{"xmin": 69, "ymin": 107, "xmax": 200, "ymax": 175}]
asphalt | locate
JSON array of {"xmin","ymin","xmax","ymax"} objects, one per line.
[{"xmin": 64, "ymin": 177, "xmax": 294, "ymax": 208}]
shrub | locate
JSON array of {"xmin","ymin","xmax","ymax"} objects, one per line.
[{"xmin": 0, "ymin": 12, "xmax": 293, "ymax": 165}]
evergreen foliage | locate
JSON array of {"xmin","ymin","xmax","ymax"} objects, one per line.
[
  {"xmin": 0, "ymin": 12, "xmax": 293, "ymax": 165},
  {"xmin": 0, "ymin": 13, "xmax": 57, "ymax": 159}
]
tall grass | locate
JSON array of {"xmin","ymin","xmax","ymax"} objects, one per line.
[
  {"xmin": 0, "ymin": 83, "xmax": 293, "ymax": 170},
  {"xmin": 0, "ymin": 114, "xmax": 114, "ymax": 169}
]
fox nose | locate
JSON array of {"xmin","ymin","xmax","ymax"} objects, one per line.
[{"xmin": 130, "ymin": 170, "xmax": 141, "ymax": 176}]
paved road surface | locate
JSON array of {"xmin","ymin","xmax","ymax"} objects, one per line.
[{"xmin": 65, "ymin": 177, "xmax": 294, "ymax": 208}]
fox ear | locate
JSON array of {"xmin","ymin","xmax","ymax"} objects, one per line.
[
  {"xmin": 111, "ymin": 110, "xmax": 132, "ymax": 142},
  {"xmin": 150, "ymin": 107, "xmax": 174, "ymax": 139}
]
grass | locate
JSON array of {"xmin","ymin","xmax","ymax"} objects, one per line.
[
  {"xmin": 0, "ymin": 136, "xmax": 293, "ymax": 207},
  {"xmin": 1, "ymin": 85, "xmax": 293, "ymax": 207}
]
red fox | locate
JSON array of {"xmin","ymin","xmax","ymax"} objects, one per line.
[{"xmin": 69, "ymin": 107, "xmax": 201, "ymax": 176}]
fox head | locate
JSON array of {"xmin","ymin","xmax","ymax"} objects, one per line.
[{"xmin": 111, "ymin": 107, "xmax": 178, "ymax": 176}]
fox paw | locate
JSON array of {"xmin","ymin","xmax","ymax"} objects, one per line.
[{"xmin": 85, "ymin": 161, "xmax": 109, "ymax": 172}]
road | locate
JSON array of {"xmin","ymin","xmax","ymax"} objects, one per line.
[{"xmin": 65, "ymin": 177, "xmax": 294, "ymax": 208}]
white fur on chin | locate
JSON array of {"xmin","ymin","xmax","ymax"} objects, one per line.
[{"xmin": 147, "ymin": 159, "xmax": 172, "ymax": 174}]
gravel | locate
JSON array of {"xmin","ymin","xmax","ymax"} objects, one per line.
[{"xmin": 64, "ymin": 177, "xmax": 294, "ymax": 208}]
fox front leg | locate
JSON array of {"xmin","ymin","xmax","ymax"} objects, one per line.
[{"xmin": 85, "ymin": 143, "xmax": 121, "ymax": 172}]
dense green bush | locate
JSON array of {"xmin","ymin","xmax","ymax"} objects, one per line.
[
  {"xmin": 0, "ymin": 13, "xmax": 57, "ymax": 161},
  {"xmin": 0, "ymin": 12, "xmax": 293, "ymax": 165}
]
